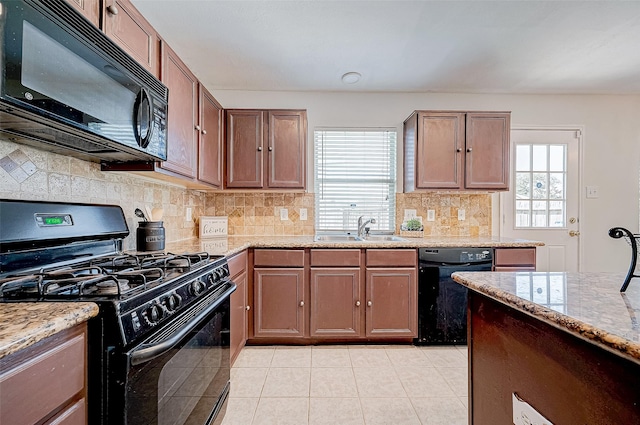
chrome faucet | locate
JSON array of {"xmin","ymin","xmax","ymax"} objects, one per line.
[{"xmin": 357, "ymin": 216, "xmax": 376, "ymax": 238}]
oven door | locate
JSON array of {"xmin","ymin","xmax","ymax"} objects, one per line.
[{"xmin": 120, "ymin": 285, "xmax": 234, "ymax": 425}]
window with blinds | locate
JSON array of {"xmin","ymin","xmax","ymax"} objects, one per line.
[{"xmin": 314, "ymin": 129, "xmax": 397, "ymax": 232}]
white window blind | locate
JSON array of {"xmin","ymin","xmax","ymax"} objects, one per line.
[{"xmin": 314, "ymin": 129, "xmax": 397, "ymax": 232}]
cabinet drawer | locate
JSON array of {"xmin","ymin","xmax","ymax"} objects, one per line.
[
  {"xmin": 45, "ymin": 398, "xmax": 86, "ymax": 425},
  {"xmin": 366, "ymin": 249, "xmax": 417, "ymax": 267},
  {"xmin": 494, "ymin": 248, "xmax": 536, "ymax": 266},
  {"xmin": 310, "ymin": 249, "xmax": 361, "ymax": 267},
  {"xmin": 254, "ymin": 249, "xmax": 304, "ymax": 267},
  {"xmin": 228, "ymin": 250, "xmax": 248, "ymax": 278},
  {"xmin": 0, "ymin": 328, "xmax": 86, "ymax": 425}
]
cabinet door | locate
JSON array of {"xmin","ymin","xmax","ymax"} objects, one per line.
[
  {"xmin": 103, "ymin": 0, "xmax": 158, "ymax": 75},
  {"xmin": 198, "ymin": 87, "xmax": 223, "ymax": 187},
  {"xmin": 267, "ymin": 110, "xmax": 307, "ymax": 189},
  {"xmin": 160, "ymin": 42, "xmax": 198, "ymax": 178},
  {"xmin": 230, "ymin": 271, "xmax": 247, "ymax": 365},
  {"xmin": 310, "ymin": 268, "xmax": 361, "ymax": 338},
  {"xmin": 365, "ymin": 268, "xmax": 417, "ymax": 337},
  {"xmin": 465, "ymin": 112, "xmax": 510, "ymax": 190},
  {"xmin": 416, "ymin": 112, "xmax": 465, "ymax": 189},
  {"xmin": 65, "ymin": 0, "xmax": 100, "ymax": 27},
  {"xmin": 226, "ymin": 110, "xmax": 264, "ymax": 188},
  {"xmin": 253, "ymin": 268, "xmax": 305, "ymax": 338}
]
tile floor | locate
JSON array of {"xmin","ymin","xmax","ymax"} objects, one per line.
[{"xmin": 222, "ymin": 344, "xmax": 468, "ymax": 425}]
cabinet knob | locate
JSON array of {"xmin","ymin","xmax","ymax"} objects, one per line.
[
  {"xmin": 299, "ymin": 300, "xmax": 304, "ymax": 307},
  {"xmin": 195, "ymin": 125, "xmax": 201, "ymax": 131},
  {"xmin": 355, "ymin": 301, "xmax": 361, "ymax": 307},
  {"xmin": 245, "ymin": 305, "xmax": 251, "ymax": 311},
  {"xmin": 257, "ymin": 146, "xmax": 263, "ymax": 152},
  {"xmin": 367, "ymin": 300, "xmax": 372, "ymax": 307},
  {"xmin": 106, "ymin": 4, "xmax": 118, "ymax": 15},
  {"xmin": 268, "ymin": 146, "xmax": 273, "ymax": 151},
  {"xmin": 467, "ymin": 147, "xmax": 472, "ymax": 152},
  {"xmin": 202, "ymin": 129, "xmax": 207, "ymax": 135},
  {"xmin": 456, "ymin": 148, "xmax": 462, "ymax": 152}
]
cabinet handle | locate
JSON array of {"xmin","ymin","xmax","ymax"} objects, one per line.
[
  {"xmin": 202, "ymin": 129, "xmax": 207, "ymax": 135},
  {"xmin": 268, "ymin": 146, "xmax": 273, "ymax": 151},
  {"xmin": 456, "ymin": 148, "xmax": 462, "ymax": 152},
  {"xmin": 106, "ymin": 4, "xmax": 118, "ymax": 15},
  {"xmin": 257, "ymin": 146, "xmax": 263, "ymax": 152},
  {"xmin": 367, "ymin": 300, "xmax": 372, "ymax": 307},
  {"xmin": 245, "ymin": 305, "xmax": 251, "ymax": 311},
  {"xmin": 355, "ymin": 301, "xmax": 361, "ymax": 307},
  {"xmin": 195, "ymin": 125, "xmax": 201, "ymax": 131},
  {"xmin": 467, "ymin": 147, "xmax": 472, "ymax": 152},
  {"xmin": 299, "ymin": 300, "xmax": 304, "ymax": 307}
]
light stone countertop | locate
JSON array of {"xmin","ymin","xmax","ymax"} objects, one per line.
[
  {"xmin": 452, "ymin": 271, "xmax": 640, "ymax": 364},
  {"xmin": 166, "ymin": 235, "xmax": 544, "ymax": 258},
  {"xmin": 0, "ymin": 302, "xmax": 99, "ymax": 360}
]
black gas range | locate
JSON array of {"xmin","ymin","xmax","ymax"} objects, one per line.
[{"xmin": 0, "ymin": 199, "xmax": 235, "ymax": 425}]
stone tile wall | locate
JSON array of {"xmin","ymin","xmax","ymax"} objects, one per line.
[{"xmin": 0, "ymin": 139, "xmax": 204, "ymax": 250}]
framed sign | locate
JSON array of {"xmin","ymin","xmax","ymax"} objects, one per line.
[{"xmin": 199, "ymin": 216, "xmax": 228, "ymax": 238}]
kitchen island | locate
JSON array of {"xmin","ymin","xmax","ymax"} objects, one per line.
[{"xmin": 452, "ymin": 271, "xmax": 640, "ymax": 424}]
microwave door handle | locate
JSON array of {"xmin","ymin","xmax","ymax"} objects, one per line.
[
  {"xmin": 133, "ymin": 88, "xmax": 155, "ymax": 149},
  {"xmin": 129, "ymin": 284, "xmax": 236, "ymax": 366}
]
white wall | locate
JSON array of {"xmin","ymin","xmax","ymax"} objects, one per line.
[{"xmin": 213, "ymin": 90, "xmax": 640, "ymax": 272}]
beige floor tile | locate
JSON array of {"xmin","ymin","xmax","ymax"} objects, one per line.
[
  {"xmin": 310, "ymin": 367, "xmax": 358, "ymax": 397},
  {"xmin": 419, "ymin": 346, "xmax": 468, "ymax": 368},
  {"xmin": 229, "ymin": 368, "xmax": 268, "ymax": 398},
  {"xmin": 438, "ymin": 367, "xmax": 468, "ymax": 397},
  {"xmin": 385, "ymin": 346, "xmax": 433, "ymax": 367},
  {"xmin": 395, "ymin": 366, "xmax": 455, "ymax": 398},
  {"xmin": 353, "ymin": 367, "xmax": 406, "ymax": 398},
  {"xmin": 349, "ymin": 347, "xmax": 392, "ymax": 368},
  {"xmin": 252, "ymin": 397, "xmax": 310, "ymax": 425},
  {"xmin": 410, "ymin": 397, "xmax": 467, "ymax": 425},
  {"xmin": 455, "ymin": 345, "xmax": 469, "ymax": 358},
  {"xmin": 359, "ymin": 398, "xmax": 420, "ymax": 425},
  {"xmin": 220, "ymin": 397, "xmax": 259, "ymax": 425},
  {"xmin": 234, "ymin": 346, "xmax": 275, "ymax": 368},
  {"xmin": 311, "ymin": 347, "xmax": 352, "ymax": 367},
  {"xmin": 459, "ymin": 396, "xmax": 468, "ymax": 408},
  {"xmin": 261, "ymin": 367, "xmax": 311, "ymax": 397},
  {"xmin": 309, "ymin": 398, "xmax": 364, "ymax": 425},
  {"xmin": 271, "ymin": 346, "xmax": 312, "ymax": 367}
]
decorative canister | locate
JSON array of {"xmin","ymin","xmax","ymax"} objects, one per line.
[{"xmin": 136, "ymin": 221, "xmax": 165, "ymax": 251}]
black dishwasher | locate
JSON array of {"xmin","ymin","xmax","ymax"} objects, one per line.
[{"xmin": 415, "ymin": 247, "xmax": 493, "ymax": 345}]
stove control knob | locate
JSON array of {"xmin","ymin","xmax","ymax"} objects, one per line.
[
  {"xmin": 190, "ymin": 279, "xmax": 206, "ymax": 295},
  {"xmin": 208, "ymin": 273, "xmax": 217, "ymax": 285},
  {"xmin": 145, "ymin": 303, "xmax": 164, "ymax": 325},
  {"xmin": 216, "ymin": 268, "xmax": 227, "ymax": 280},
  {"xmin": 164, "ymin": 293, "xmax": 182, "ymax": 312}
]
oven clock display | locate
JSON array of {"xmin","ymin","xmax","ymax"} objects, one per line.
[{"xmin": 35, "ymin": 214, "xmax": 73, "ymax": 227}]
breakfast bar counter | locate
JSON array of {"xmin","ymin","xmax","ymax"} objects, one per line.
[{"xmin": 451, "ymin": 271, "xmax": 640, "ymax": 424}]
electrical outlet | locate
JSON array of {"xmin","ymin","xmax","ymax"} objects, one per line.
[
  {"xmin": 300, "ymin": 208, "xmax": 307, "ymax": 221},
  {"xmin": 280, "ymin": 208, "xmax": 288, "ymax": 221},
  {"xmin": 427, "ymin": 210, "xmax": 435, "ymax": 221},
  {"xmin": 186, "ymin": 207, "xmax": 192, "ymax": 222},
  {"xmin": 458, "ymin": 209, "xmax": 465, "ymax": 221},
  {"xmin": 404, "ymin": 209, "xmax": 417, "ymax": 220}
]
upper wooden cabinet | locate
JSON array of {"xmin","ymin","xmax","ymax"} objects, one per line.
[
  {"xmin": 65, "ymin": 0, "xmax": 101, "ymax": 27},
  {"xmin": 226, "ymin": 109, "xmax": 307, "ymax": 190},
  {"xmin": 160, "ymin": 42, "xmax": 199, "ymax": 179},
  {"xmin": 198, "ymin": 87, "xmax": 224, "ymax": 188},
  {"xmin": 102, "ymin": 0, "xmax": 158, "ymax": 76},
  {"xmin": 404, "ymin": 111, "xmax": 510, "ymax": 192}
]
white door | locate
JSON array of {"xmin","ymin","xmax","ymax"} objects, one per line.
[{"xmin": 501, "ymin": 129, "xmax": 581, "ymax": 272}]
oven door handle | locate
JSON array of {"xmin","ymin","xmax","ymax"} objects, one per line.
[{"xmin": 129, "ymin": 284, "xmax": 235, "ymax": 366}]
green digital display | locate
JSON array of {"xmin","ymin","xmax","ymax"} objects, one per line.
[{"xmin": 44, "ymin": 216, "xmax": 64, "ymax": 225}]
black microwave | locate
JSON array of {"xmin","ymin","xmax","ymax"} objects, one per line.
[{"xmin": 0, "ymin": 0, "xmax": 168, "ymax": 162}]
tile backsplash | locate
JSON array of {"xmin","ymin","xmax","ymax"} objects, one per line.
[
  {"xmin": 2, "ymin": 139, "xmax": 493, "ymax": 241},
  {"xmin": 0, "ymin": 139, "xmax": 204, "ymax": 250}
]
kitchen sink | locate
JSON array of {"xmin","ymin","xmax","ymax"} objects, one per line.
[
  {"xmin": 313, "ymin": 234, "xmax": 407, "ymax": 242},
  {"xmin": 359, "ymin": 235, "xmax": 407, "ymax": 242}
]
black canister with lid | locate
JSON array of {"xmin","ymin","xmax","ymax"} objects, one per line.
[{"xmin": 137, "ymin": 221, "xmax": 165, "ymax": 251}]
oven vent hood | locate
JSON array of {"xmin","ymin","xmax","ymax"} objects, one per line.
[{"xmin": 0, "ymin": 0, "xmax": 168, "ymax": 164}]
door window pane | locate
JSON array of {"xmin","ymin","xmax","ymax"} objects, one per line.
[
  {"xmin": 516, "ymin": 145, "xmax": 531, "ymax": 171},
  {"xmin": 532, "ymin": 145, "xmax": 547, "ymax": 171}
]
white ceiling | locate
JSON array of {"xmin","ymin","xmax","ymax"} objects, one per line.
[{"xmin": 132, "ymin": 0, "xmax": 640, "ymax": 94}]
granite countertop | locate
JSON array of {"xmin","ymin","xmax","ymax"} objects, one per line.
[
  {"xmin": 0, "ymin": 302, "xmax": 99, "ymax": 360},
  {"xmin": 452, "ymin": 271, "xmax": 640, "ymax": 364},
  {"xmin": 166, "ymin": 235, "xmax": 544, "ymax": 257}
]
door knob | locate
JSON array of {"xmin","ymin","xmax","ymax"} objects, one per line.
[
  {"xmin": 106, "ymin": 4, "xmax": 118, "ymax": 15},
  {"xmin": 569, "ymin": 230, "xmax": 580, "ymax": 237}
]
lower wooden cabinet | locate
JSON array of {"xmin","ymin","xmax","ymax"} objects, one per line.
[
  {"xmin": 0, "ymin": 324, "xmax": 88, "ymax": 425},
  {"xmin": 365, "ymin": 267, "xmax": 417, "ymax": 337},
  {"xmin": 253, "ymin": 268, "xmax": 306, "ymax": 338},
  {"xmin": 310, "ymin": 268, "xmax": 361, "ymax": 338},
  {"xmin": 229, "ymin": 250, "xmax": 248, "ymax": 365}
]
